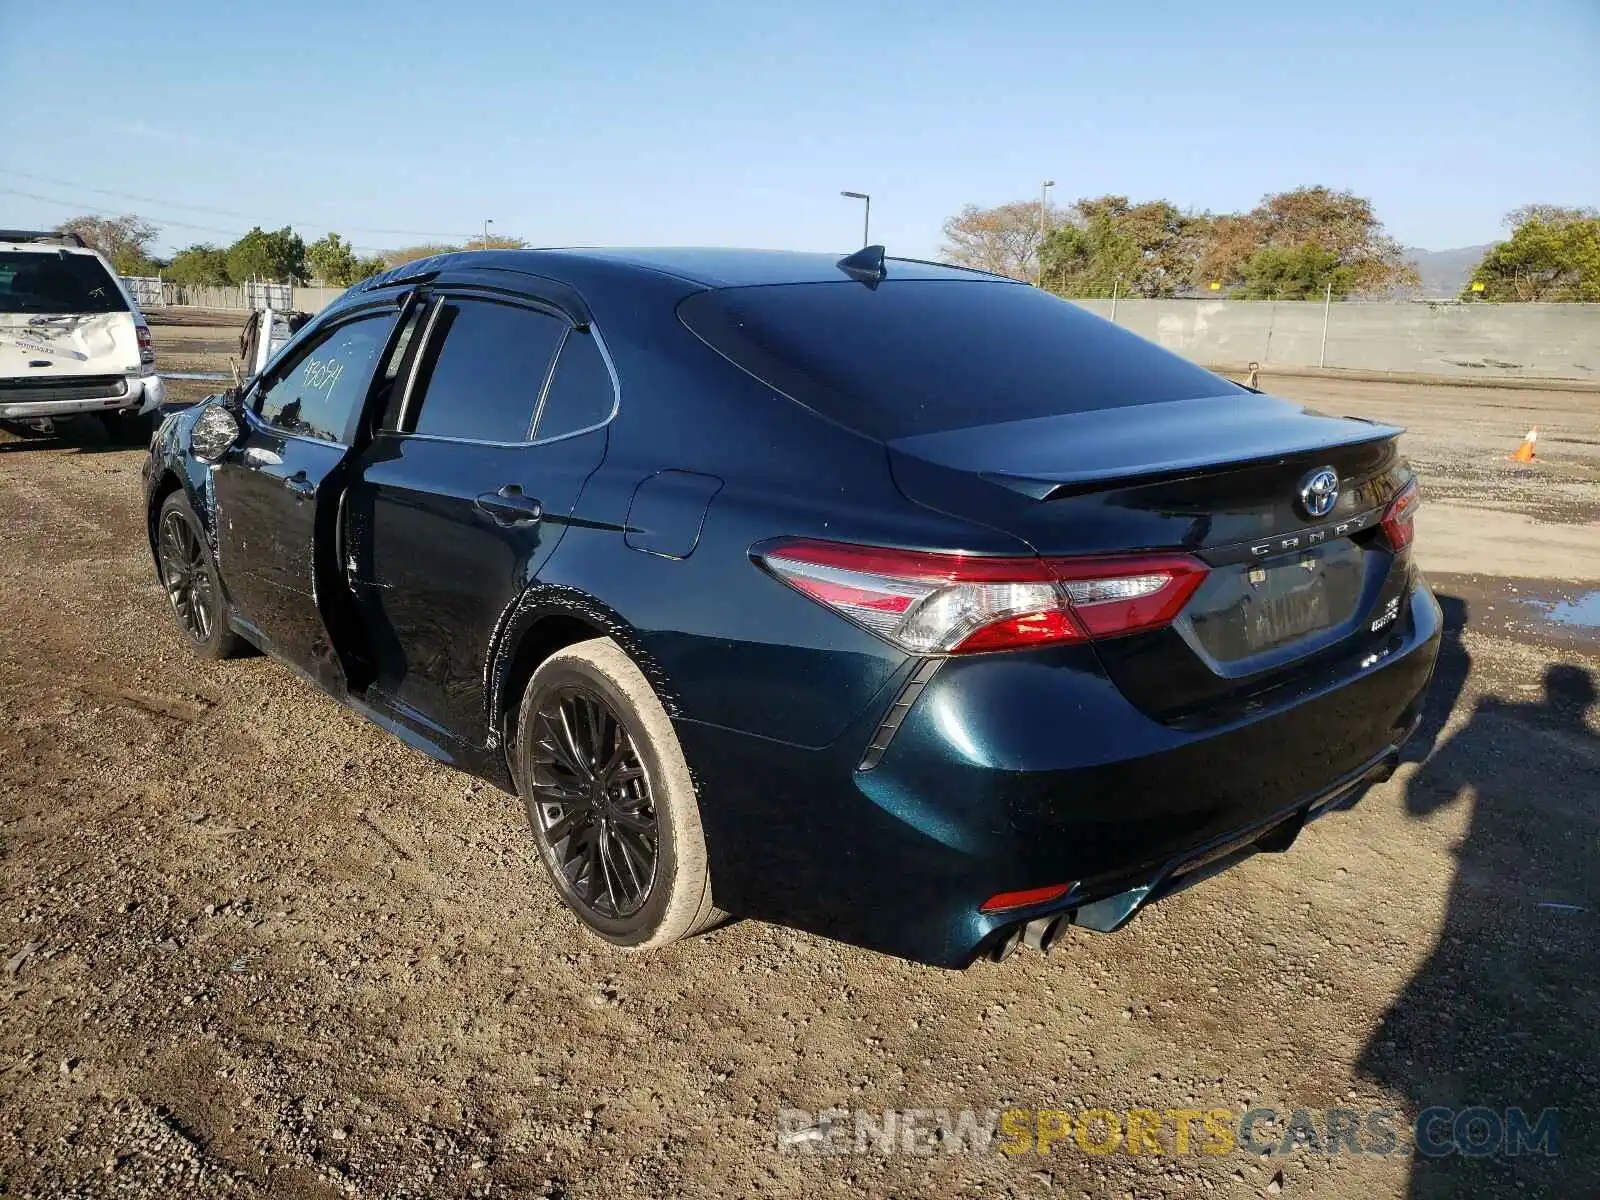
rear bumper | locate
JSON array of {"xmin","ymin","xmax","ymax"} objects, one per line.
[
  {"xmin": 0, "ymin": 374, "xmax": 163, "ymax": 419},
  {"xmin": 677, "ymin": 579, "xmax": 1442, "ymax": 967}
]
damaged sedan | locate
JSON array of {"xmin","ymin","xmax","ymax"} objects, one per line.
[{"xmin": 142, "ymin": 247, "xmax": 1440, "ymax": 967}]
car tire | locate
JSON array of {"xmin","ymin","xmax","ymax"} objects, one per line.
[
  {"xmin": 155, "ymin": 492, "xmax": 244, "ymax": 660},
  {"xmin": 513, "ymin": 637, "xmax": 722, "ymax": 949}
]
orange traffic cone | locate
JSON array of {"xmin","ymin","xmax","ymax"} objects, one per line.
[{"xmin": 1512, "ymin": 426, "xmax": 1538, "ymax": 463}]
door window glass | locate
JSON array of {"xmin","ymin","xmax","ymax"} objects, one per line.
[
  {"xmin": 257, "ymin": 314, "xmax": 393, "ymax": 442},
  {"xmin": 534, "ymin": 327, "xmax": 615, "ymax": 438},
  {"xmin": 410, "ymin": 300, "xmax": 566, "ymax": 442}
]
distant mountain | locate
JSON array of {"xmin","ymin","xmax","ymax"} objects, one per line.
[{"xmin": 1405, "ymin": 244, "xmax": 1494, "ymax": 297}]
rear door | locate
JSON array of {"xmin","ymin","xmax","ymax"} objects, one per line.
[
  {"xmin": 346, "ymin": 290, "xmax": 614, "ymax": 746},
  {"xmin": 212, "ymin": 308, "xmax": 400, "ymax": 692}
]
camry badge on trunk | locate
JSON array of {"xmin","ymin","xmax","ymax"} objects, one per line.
[{"xmin": 1298, "ymin": 467, "xmax": 1340, "ymax": 518}]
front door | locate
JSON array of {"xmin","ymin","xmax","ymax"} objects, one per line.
[
  {"xmin": 212, "ymin": 309, "xmax": 398, "ymax": 692},
  {"xmin": 346, "ymin": 293, "xmax": 614, "ymax": 746}
]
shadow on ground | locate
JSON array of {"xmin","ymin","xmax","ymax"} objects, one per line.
[{"xmin": 1360, "ymin": 593, "xmax": 1600, "ymax": 1197}]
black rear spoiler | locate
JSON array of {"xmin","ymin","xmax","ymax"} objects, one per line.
[
  {"xmin": 0, "ymin": 229, "xmax": 86, "ymax": 248},
  {"xmin": 887, "ymin": 393, "xmax": 1404, "ymax": 501}
]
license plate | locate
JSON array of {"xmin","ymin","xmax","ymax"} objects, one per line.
[
  {"xmin": 1186, "ymin": 539, "xmax": 1364, "ymax": 663},
  {"xmin": 1241, "ymin": 559, "xmax": 1332, "ymax": 651}
]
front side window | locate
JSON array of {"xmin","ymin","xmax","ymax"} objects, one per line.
[
  {"xmin": 256, "ymin": 313, "xmax": 393, "ymax": 442},
  {"xmin": 410, "ymin": 299, "xmax": 566, "ymax": 442},
  {"xmin": 0, "ymin": 251, "xmax": 127, "ymax": 315}
]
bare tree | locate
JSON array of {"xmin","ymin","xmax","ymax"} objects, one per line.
[
  {"xmin": 939, "ymin": 201, "xmax": 1060, "ymax": 280},
  {"xmin": 55, "ymin": 214, "xmax": 160, "ymax": 275}
]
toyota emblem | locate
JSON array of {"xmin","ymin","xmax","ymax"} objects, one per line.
[{"xmin": 1298, "ymin": 467, "xmax": 1340, "ymax": 519}]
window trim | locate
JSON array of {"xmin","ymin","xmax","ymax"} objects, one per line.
[
  {"xmin": 384, "ymin": 288, "xmax": 621, "ymax": 449},
  {"xmin": 244, "ymin": 302, "xmax": 405, "ymax": 448}
]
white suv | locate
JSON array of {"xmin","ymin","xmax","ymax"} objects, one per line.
[{"xmin": 0, "ymin": 230, "xmax": 166, "ymax": 441}]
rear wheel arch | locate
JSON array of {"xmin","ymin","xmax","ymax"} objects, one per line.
[{"xmin": 488, "ymin": 586, "xmax": 680, "ymax": 756}]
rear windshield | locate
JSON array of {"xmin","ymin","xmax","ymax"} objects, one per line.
[
  {"xmin": 0, "ymin": 251, "xmax": 127, "ymax": 315},
  {"xmin": 678, "ymin": 279, "xmax": 1237, "ymax": 440}
]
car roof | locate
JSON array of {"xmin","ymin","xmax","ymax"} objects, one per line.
[
  {"xmin": 378, "ymin": 246, "xmax": 1016, "ymax": 291},
  {"xmin": 536, "ymin": 247, "xmax": 1015, "ymax": 288}
]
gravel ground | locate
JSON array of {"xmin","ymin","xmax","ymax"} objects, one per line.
[{"xmin": 1, "ymin": 332, "xmax": 1596, "ymax": 1199}]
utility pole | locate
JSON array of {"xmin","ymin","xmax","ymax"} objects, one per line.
[
  {"xmin": 482, "ymin": 219, "xmax": 493, "ymax": 249},
  {"xmin": 1036, "ymin": 179, "xmax": 1055, "ymax": 286},
  {"xmin": 1318, "ymin": 280, "xmax": 1333, "ymax": 368},
  {"xmin": 840, "ymin": 192, "xmax": 870, "ymax": 247},
  {"xmin": 1111, "ymin": 273, "xmax": 1122, "ymax": 322}
]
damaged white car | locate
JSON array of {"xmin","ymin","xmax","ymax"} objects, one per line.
[{"xmin": 0, "ymin": 229, "xmax": 165, "ymax": 442}]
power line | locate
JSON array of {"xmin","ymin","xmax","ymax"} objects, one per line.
[
  {"xmin": 0, "ymin": 169, "xmax": 472, "ymax": 246},
  {"xmin": 0, "ymin": 185, "xmax": 424, "ymax": 258}
]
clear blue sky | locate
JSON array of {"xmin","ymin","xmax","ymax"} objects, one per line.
[{"xmin": 2, "ymin": 0, "xmax": 1595, "ymax": 258}]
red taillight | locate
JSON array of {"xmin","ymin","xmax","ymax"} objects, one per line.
[
  {"xmin": 755, "ymin": 539, "xmax": 1208, "ymax": 654},
  {"xmin": 1381, "ymin": 480, "xmax": 1419, "ymax": 551},
  {"xmin": 136, "ymin": 324, "xmax": 155, "ymax": 365},
  {"xmin": 980, "ymin": 883, "xmax": 1073, "ymax": 914}
]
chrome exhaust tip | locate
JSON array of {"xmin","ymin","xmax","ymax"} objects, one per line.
[
  {"xmin": 989, "ymin": 925, "xmax": 1024, "ymax": 963},
  {"xmin": 1022, "ymin": 913, "xmax": 1070, "ymax": 954}
]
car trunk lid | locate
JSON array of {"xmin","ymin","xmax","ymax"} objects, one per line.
[{"xmin": 886, "ymin": 393, "xmax": 1415, "ymax": 721}]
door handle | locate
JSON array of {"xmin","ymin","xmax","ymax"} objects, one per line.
[
  {"xmin": 283, "ymin": 471, "xmax": 315, "ymax": 500},
  {"xmin": 474, "ymin": 485, "xmax": 543, "ymax": 526}
]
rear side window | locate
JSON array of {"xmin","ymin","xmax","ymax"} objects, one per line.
[
  {"xmin": 410, "ymin": 299, "xmax": 566, "ymax": 442},
  {"xmin": 678, "ymin": 279, "xmax": 1239, "ymax": 440},
  {"xmin": 256, "ymin": 314, "xmax": 393, "ymax": 443},
  {"xmin": 534, "ymin": 327, "xmax": 614, "ymax": 438},
  {"xmin": 0, "ymin": 251, "xmax": 127, "ymax": 315}
]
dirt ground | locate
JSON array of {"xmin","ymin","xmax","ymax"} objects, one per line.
[{"xmin": 1, "ymin": 325, "xmax": 1596, "ymax": 1199}]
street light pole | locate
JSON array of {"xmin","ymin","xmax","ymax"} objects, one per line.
[
  {"xmin": 840, "ymin": 191, "xmax": 870, "ymax": 247},
  {"xmin": 1037, "ymin": 180, "xmax": 1055, "ymax": 286},
  {"xmin": 482, "ymin": 219, "xmax": 493, "ymax": 249},
  {"xmin": 1318, "ymin": 280, "xmax": 1333, "ymax": 368}
]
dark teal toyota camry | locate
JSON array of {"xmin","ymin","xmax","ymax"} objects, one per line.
[{"xmin": 142, "ymin": 246, "xmax": 1439, "ymax": 967}]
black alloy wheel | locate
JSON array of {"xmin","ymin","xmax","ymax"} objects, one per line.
[
  {"xmin": 158, "ymin": 507, "xmax": 219, "ymax": 645},
  {"xmin": 528, "ymin": 684, "xmax": 660, "ymax": 920}
]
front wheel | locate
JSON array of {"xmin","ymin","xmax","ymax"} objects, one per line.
[
  {"xmin": 156, "ymin": 492, "xmax": 243, "ymax": 659},
  {"xmin": 513, "ymin": 637, "xmax": 721, "ymax": 948}
]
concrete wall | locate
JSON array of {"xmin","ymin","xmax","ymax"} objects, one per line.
[
  {"xmin": 290, "ymin": 286, "xmax": 346, "ymax": 313},
  {"xmin": 1068, "ymin": 300, "xmax": 1599, "ymax": 380}
]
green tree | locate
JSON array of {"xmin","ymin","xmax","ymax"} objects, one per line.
[
  {"xmin": 56, "ymin": 213, "xmax": 161, "ymax": 276},
  {"xmin": 1040, "ymin": 196, "xmax": 1209, "ymax": 297},
  {"xmin": 306, "ymin": 232, "xmax": 360, "ymax": 285},
  {"xmin": 1185, "ymin": 187, "xmax": 1416, "ymax": 295},
  {"xmin": 226, "ymin": 226, "xmax": 306, "ymax": 283},
  {"xmin": 352, "ymin": 255, "xmax": 389, "ymax": 281},
  {"xmin": 1464, "ymin": 206, "xmax": 1600, "ymax": 301},
  {"xmin": 1235, "ymin": 243, "xmax": 1353, "ymax": 299},
  {"xmin": 163, "ymin": 244, "xmax": 232, "ymax": 286}
]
